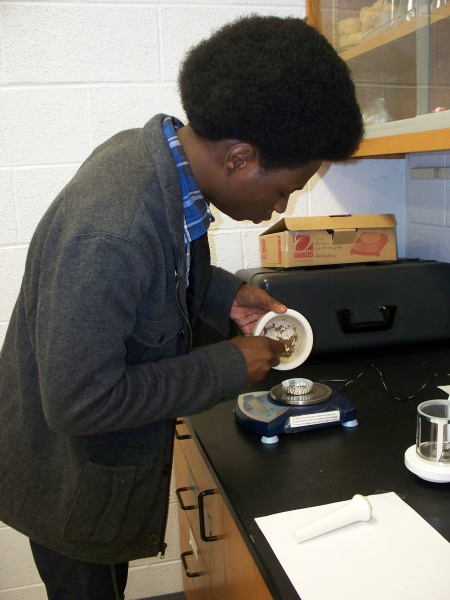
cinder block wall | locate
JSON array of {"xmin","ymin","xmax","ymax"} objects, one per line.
[
  {"xmin": 0, "ymin": 1, "xmax": 405, "ymax": 598},
  {"xmin": 405, "ymin": 152, "xmax": 450, "ymax": 258}
]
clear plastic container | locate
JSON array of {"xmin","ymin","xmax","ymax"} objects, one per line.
[{"xmin": 416, "ymin": 399, "xmax": 450, "ymax": 464}]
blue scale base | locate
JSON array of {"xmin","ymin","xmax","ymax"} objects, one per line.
[{"xmin": 234, "ymin": 389, "xmax": 357, "ymax": 441}]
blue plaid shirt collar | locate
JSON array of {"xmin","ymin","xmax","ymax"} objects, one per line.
[{"xmin": 162, "ymin": 116, "xmax": 214, "ymax": 283}]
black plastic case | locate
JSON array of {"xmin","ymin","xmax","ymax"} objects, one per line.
[{"xmin": 236, "ymin": 260, "xmax": 450, "ymax": 353}]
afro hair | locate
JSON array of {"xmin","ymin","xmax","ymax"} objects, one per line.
[{"xmin": 178, "ymin": 15, "xmax": 364, "ymax": 170}]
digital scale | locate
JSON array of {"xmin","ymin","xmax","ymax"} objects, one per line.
[{"xmin": 234, "ymin": 382, "xmax": 358, "ymax": 444}]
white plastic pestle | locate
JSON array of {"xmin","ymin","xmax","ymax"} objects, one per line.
[{"xmin": 292, "ymin": 494, "xmax": 372, "ymax": 543}]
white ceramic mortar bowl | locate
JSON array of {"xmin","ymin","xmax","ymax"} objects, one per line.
[{"xmin": 252, "ymin": 309, "xmax": 313, "ymax": 371}]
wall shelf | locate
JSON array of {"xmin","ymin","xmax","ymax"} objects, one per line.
[{"xmin": 310, "ymin": 0, "xmax": 450, "ymax": 157}]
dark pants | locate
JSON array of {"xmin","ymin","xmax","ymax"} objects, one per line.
[{"xmin": 30, "ymin": 539, "xmax": 129, "ymax": 600}]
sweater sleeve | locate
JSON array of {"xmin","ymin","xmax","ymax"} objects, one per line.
[
  {"xmin": 199, "ymin": 266, "xmax": 245, "ymax": 337},
  {"xmin": 35, "ymin": 236, "xmax": 247, "ymax": 436}
]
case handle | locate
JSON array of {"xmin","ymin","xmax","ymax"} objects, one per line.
[
  {"xmin": 198, "ymin": 489, "xmax": 218, "ymax": 542},
  {"xmin": 176, "ymin": 487, "xmax": 196, "ymax": 511},
  {"xmin": 181, "ymin": 551, "xmax": 200, "ymax": 578},
  {"xmin": 337, "ymin": 305, "xmax": 397, "ymax": 333},
  {"xmin": 175, "ymin": 419, "xmax": 192, "ymax": 440}
]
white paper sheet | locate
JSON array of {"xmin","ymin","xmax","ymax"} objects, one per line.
[{"xmin": 255, "ymin": 492, "xmax": 450, "ymax": 600}]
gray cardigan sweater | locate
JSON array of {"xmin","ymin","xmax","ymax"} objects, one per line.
[{"xmin": 0, "ymin": 114, "xmax": 248, "ymax": 564}]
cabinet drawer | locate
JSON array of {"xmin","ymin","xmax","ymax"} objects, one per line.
[
  {"xmin": 174, "ymin": 440, "xmax": 198, "ymax": 516},
  {"xmin": 174, "ymin": 434, "xmax": 273, "ymax": 600},
  {"xmin": 176, "ymin": 442, "xmax": 218, "ymax": 600},
  {"xmin": 178, "ymin": 506, "xmax": 217, "ymax": 600},
  {"xmin": 174, "ymin": 440, "xmax": 220, "ymax": 569},
  {"xmin": 175, "ymin": 438, "xmax": 226, "ymax": 586}
]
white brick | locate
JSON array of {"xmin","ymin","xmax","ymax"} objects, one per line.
[
  {"xmin": 43, "ymin": 0, "xmax": 217, "ymax": 2},
  {"xmin": 0, "ymin": 248, "xmax": 27, "ymax": 322},
  {"xmin": 284, "ymin": 188, "xmax": 309, "ymax": 217},
  {"xmin": 406, "ymin": 152, "xmax": 446, "ymax": 227},
  {"xmin": 161, "ymin": 7, "xmax": 242, "ymax": 81},
  {"xmin": 230, "ymin": 0, "xmax": 303, "ymax": 3},
  {"xmin": 311, "ymin": 160, "xmax": 405, "ymax": 214},
  {"xmin": 2, "ymin": 5, "xmax": 159, "ymax": 83},
  {"xmin": 40, "ymin": 0, "xmax": 303, "ymax": 3},
  {"xmin": 89, "ymin": 85, "xmax": 185, "ymax": 150},
  {"xmin": 243, "ymin": 228, "xmax": 266, "ymax": 268},
  {"xmin": 0, "ymin": 89, "xmax": 89, "ymax": 166},
  {"xmin": 131, "ymin": 501, "xmax": 180, "ymax": 566},
  {"xmin": 404, "ymin": 152, "xmax": 449, "ymax": 259},
  {"xmin": 0, "ymin": 324, "xmax": 7, "ymax": 351},
  {"xmin": 209, "ymin": 194, "xmax": 302, "ymax": 231},
  {"xmin": 209, "ymin": 205, "xmax": 251, "ymax": 230},
  {"xmin": 310, "ymin": 160, "xmax": 406, "ymax": 255},
  {"xmin": 407, "ymin": 178, "xmax": 446, "ymax": 227},
  {"xmin": 406, "ymin": 223, "xmax": 450, "ymax": 261},
  {"xmin": 0, "ymin": 171, "xmax": 17, "ymax": 245},
  {"xmin": 210, "ymin": 207, "xmax": 245, "ymax": 230},
  {"xmin": 169, "ymin": 460, "xmax": 177, "ymax": 504},
  {"xmin": 161, "ymin": 6, "xmax": 304, "ymax": 81},
  {"xmin": 0, "ymin": 48, "xmax": 5, "ymax": 86},
  {"xmin": 15, "ymin": 167, "xmax": 79, "ymax": 244},
  {"xmin": 208, "ymin": 229, "xmax": 243, "ymax": 272},
  {"xmin": 127, "ymin": 560, "xmax": 183, "ymax": 599},
  {"xmin": 45, "ymin": 0, "xmax": 146, "ymax": 1},
  {"xmin": 0, "ymin": 584, "xmax": 47, "ymax": 600},
  {"xmin": 0, "ymin": 527, "xmax": 42, "ymax": 590}
]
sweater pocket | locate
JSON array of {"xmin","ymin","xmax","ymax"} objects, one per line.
[
  {"xmin": 62, "ymin": 448, "xmax": 159, "ymax": 544},
  {"xmin": 126, "ymin": 310, "xmax": 182, "ymax": 364}
]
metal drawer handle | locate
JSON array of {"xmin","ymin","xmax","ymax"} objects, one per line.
[
  {"xmin": 175, "ymin": 419, "xmax": 192, "ymax": 440},
  {"xmin": 337, "ymin": 305, "xmax": 397, "ymax": 334},
  {"xmin": 180, "ymin": 551, "xmax": 200, "ymax": 578},
  {"xmin": 198, "ymin": 489, "xmax": 218, "ymax": 542},
  {"xmin": 176, "ymin": 487, "xmax": 196, "ymax": 511}
]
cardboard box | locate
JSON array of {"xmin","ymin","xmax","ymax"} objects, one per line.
[{"xmin": 259, "ymin": 214, "xmax": 397, "ymax": 268}]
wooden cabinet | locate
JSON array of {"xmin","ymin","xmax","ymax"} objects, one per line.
[
  {"xmin": 174, "ymin": 420, "xmax": 273, "ymax": 600},
  {"xmin": 309, "ymin": 0, "xmax": 450, "ymax": 156}
]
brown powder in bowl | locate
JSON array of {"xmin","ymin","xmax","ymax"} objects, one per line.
[{"xmin": 261, "ymin": 322, "xmax": 299, "ymax": 358}]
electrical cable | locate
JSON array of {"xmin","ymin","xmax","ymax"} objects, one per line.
[{"xmin": 318, "ymin": 365, "xmax": 450, "ymax": 402}]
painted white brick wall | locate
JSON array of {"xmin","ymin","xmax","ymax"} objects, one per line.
[
  {"xmin": 0, "ymin": 1, "xmax": 406, "ymax": 598},
  {"xmin": 405, "ymin": 152, "xmax": 450, "ymax": 260}
]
